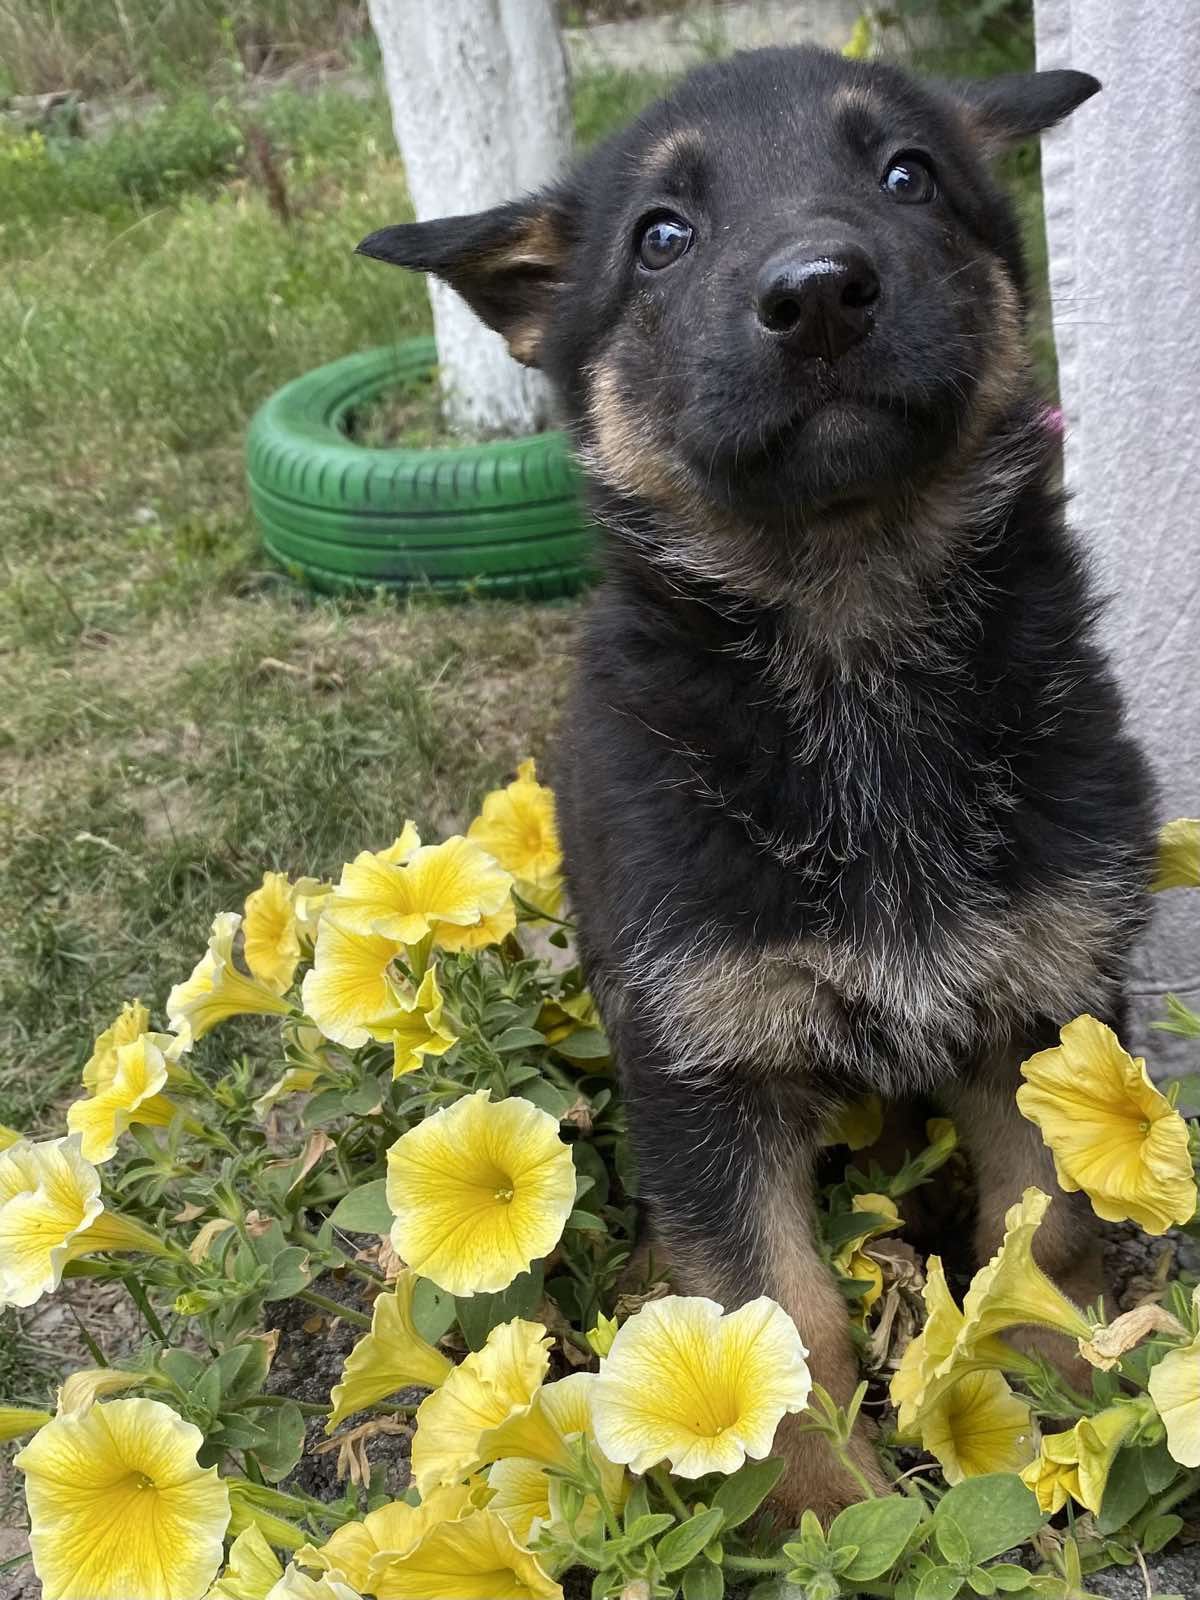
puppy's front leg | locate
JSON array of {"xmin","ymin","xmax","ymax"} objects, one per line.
[{"xmin": 624, "ymin": 1046, "xmax": 887, "ymax": 1520}]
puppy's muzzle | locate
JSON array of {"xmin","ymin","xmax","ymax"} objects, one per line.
[{"xmin": 755, "ymin": 243, "xmax": 880, "ymax": 361}]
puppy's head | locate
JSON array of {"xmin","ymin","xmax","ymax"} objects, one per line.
[{"xmin": 360, "ymin": 48, "xmax": 1096, "ymax": 589}]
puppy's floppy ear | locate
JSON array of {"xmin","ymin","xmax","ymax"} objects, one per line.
[
  {"xmin": 357, "ymin": 190, "xmax": 574, "ymax": 369},
  {"xmin": 951, "ymin": 69, "xmax": 1100, "ymax": 151}
]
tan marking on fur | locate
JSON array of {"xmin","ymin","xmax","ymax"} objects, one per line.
[
  {"xmin": 633, "ymin": 884, "xmax": 1128, "ymax": 1087},
  {"xmin": 506, "ymin": 321, "xmax": 544, "ymax": 368},
  {"xmin": 484, "ymin": 210, "xmax": 568, "ymax": 274},
  {"xmin": 639, "ymin": 127, "xmax": 705, "ymax": 181}
]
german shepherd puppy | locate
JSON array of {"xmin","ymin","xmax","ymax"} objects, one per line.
[{"xmin": 360, "ymin": 47, "xmax": 1156, "ymax": 1515}]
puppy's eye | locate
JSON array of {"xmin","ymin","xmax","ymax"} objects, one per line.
[
  {"xmin": 881, "ymin": 152, "xmax": 937, "ymax": 204},
  {"xmin": 636, "ymin": 213, "xmax": 694, "ymax": 270}
]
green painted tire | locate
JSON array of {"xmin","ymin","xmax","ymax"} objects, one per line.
[{"xmin": 245, "ymin": 339, "xmax": 597, "ymax": 598}]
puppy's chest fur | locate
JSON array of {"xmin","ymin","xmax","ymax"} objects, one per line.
[{"xmin": 574, "ymin": 598, "xmax": 1150, "ymax": 1096}]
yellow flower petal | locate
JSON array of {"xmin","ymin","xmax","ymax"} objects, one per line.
[
  {"xmin": 1018, "ymin": 1015, "xmax": 1197, "ymax": 1234},
  {"xmin": 327, "ymin": 1270, "xmax": 453, "ymax": 1430},
  {"xmin": 948, "ymin": 1188, "xmax": 1092, "ymax": 1363},
  {"xmin": 918, "ymin": 1369, "xmax": 1036, "ymax": 1484},
  {"xmin": 15, "ymin": 1396, "xmax": 230, "ymax": 1600},
  {"xmin": 301, "ymin": 915, "xmax": 407, "ymax": 1049},
  {"xmin": 390, "ymin": 967, "xmax": 458, "ymax": 1079},
  {"xmin": 81, "ymin": 1000, "xmax": 152, "ymax": 1092},
  {"xmin": 1021, "ymin": 1449, "xmax": 1081, "ymax": 1514},
  {"xmin": 486, "ymin": 1457, "xmax": 554, "ymax": 1544},
  {"xmin": 1148, "ymin": 1298, "xmax": 1200, "ymax": 1468},
  {"xmin": 433, "ymin": 898, "xmax": 518, "ymax": 953},
  {"xmin": 832, "ymin": 1194, "xmax": 901, "ymax": 1324},
  {"xmin": 0, "ymin": 1405, "xmax": 51, "ymax": 1442},
  {"xmin": 386, "ymin": 1091, "xmax": 576, "ymax": 1297},
  {"xmin": 410, "ymin": 1319, "xmax": 552, "ymax": 1496},
  {"xmin": 468, "ymin": 759, "xmax": 563, "ymax": 919},
  {"xmin": 266, "ymin": 1570, "xmax": 362, "ymax": 1600},
  {"xmin": 59, "ymin": 1368, "xmax": 146, "ymax": 1413},
  {"xmin": 591, "ymin": 1295, "xmax": 812, "ymax": 1478},
  {"xmin": 821, "ymin": 1094, "xmax": 884, "ymax": 1150},
  {"xmin": 207, "ymin": 1525, "xmax": 284, "ymax": 1600},
  {"xmin": 298, "ymin": 1486, "xmax": 473, "ymax": 1591},
  {"xmin": 334, "ymin": 836, "xmax": 513, "ymax": 946},
  {"xmin": 67, "ymin": 1033, "xmax": 180, "ymax": 1164},
  {"xmin": 1151, "ymin": 817, "xmax": 1200, "ymax": 890},
  {"xmin": 244, "ymin": 872, "xmax": 304, "ymax": 994},
  {"xmin": 1034, "ymin": 1403, "xmax": 1144, "ymax": 1514},
  {"xmin": 168, "ymin": 912, "xmax": 293, "ymax": 1049},
  {"xmin": 370, "ymin": 1507, "xmax": 562, "ymax": 1600}
]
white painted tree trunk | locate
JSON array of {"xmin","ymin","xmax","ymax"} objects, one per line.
[{"xmin": 367, "ymin": 0, "xmax": 572, "ymax": 436}]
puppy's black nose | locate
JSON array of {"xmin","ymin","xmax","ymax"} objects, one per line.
[{"xmin": 755, "ymin": 245, "xmax": 880, "ymax": 359}]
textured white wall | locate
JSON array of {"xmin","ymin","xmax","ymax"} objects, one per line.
[
  {"xmin": 1036, "ymin": 0, "xmax": 1200, "ymax": 1074},
  {"xmin": 367, "ymin": 0, "xmax": 572, "ymax": 435}
]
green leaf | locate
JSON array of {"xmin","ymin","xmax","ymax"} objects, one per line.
[
  {"xmin": 1140, "ymin": 1438, "xmax": 1181, "ymax": 1494},
  {"xmin": 492, "ymin": 1027, "xmax": 548, "ymax": 1052},
  {"xmin": 916, "ymin": 1566, "xmax": 967, "ymax": 1600},
  {"xmin": 935, "ymin": 1475, "xmax": 1046, "ymax": 1565},
  {"xmin": 328, "ymin": 1179, "xmax": 392, "ymax": 1234},
  {"xmin": 988, "ymin": 1566, "xmax": 1037, "ymax": 1592},
  {"xmin": 828, "ymin": 1494, "xmax": 927, "ymax": 1581},
  {"xmin": 411, "ymin": 1276, "xmax": 456, "ymax": 1344},
  {"xmin": 656, "ymin": 1507, "xmax": 725, "ymax": 1572},
  {"xmin": 265, "ymin": 1245, "xmax": 311, "ymax": 1300},
  {"xmin": 1141, "ymin": 1512, "xmax": 1183, "ymax": 1554},
  {"xmin": 455, "ymin": 1265, "xmax": 544, "ymax": 1351},
  {"xmin": 552, "ymin": 1026, "xmax": 610, "ymax": 1060},
  {"xmin": 517, "ymin": 1078, "xmax": 573, "ymax": 1119},
  {"xmin": 1097, "ymin": 1445, "xmax": 1151, "ymax": 1533},
  {"xmin": 683, "ymin": 1563, "xmax": 724, "ymax": 1600},
  {"xmin": 711, "ymin": 1456, "xmax": 786, "ymax": 1530},
  {"xmin": 824, "ymin": 1210, "xmax": 899, "ymax": 1249},
  {"xmin": 623, "ymin": 1475, "xmax": 651, "ymax": 1528},
  {"xmin": 572, "ymin": 1140, "xmax": 610, "ymax": 1206},
  {"xmin": 250, "ymin": 1400, "xmax": 306, "ymax": 1483},
  {"xmin": 622, "ymin": 1513, "xmax": 675, "ymax": 1547},
  {"xmin": 936, "ymin": 1515, "xmax": 973, "ymax": 1569},
  {"xmin": 159, "ymin": 1349, "xmax": 205, "ymax": 1390},
  {"xmin": 966, "ymin": 1569, "xmax": 997, "ymax": 1597},
  {"xmin": 1170, "ymin": 1070, "xmax": 1200, "ymax": 1110},
  {"xmin": 566, "ymin": 1209, "xmax": 607, "ymax": 1232}
]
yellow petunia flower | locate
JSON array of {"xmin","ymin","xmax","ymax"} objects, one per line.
[
  {"xmin": 300, "ymin": 915, "xmax": 408, "ymax": 1049},
  {"xmin": 297, "ymin": 1486, "xmax": 474, "ymax": 1591},
  {"xmin": 949, "ymin": 1188, "xmax": 1092, "ymax": 1361},
  {"xmin": 368, "ymin": 1507, "xmax": 562, "ymax": 1600},
  {"xmin": 410, "ymin": 1318, "xmax": 552, "ymax": 1496},
  {"xmin": 1022, "ymin": 1402, "xmax": 1145, "ymax": 1515},
  {"xmin": 333, "ymin": 833, "xmax": 513, "ymax": 947},
  {"xmin": 917, "ymin": 1369, "xmax": 1036, "ymax": 1484},
  {"xmin": 0, "ymin": 1122, "xmax": 21, "ymax": 1152},
  {"xmin": 243, "ymin": 872, "xmax": 304, "ymax": 993},
  {"xmin": 587, "ymin": 1311, "xmax": 618, "ymax": 1358},
  {"xmin": 67, "ymin": 1033, "xmax": 182, "ymax": 1164},
  {"xmin": 16, "ymin": 1396, "xmax": 231, "ymax": 1600},
  {"xmin": 1151, "ymin": 817, "xmax": 1200, "ymax": 890},
  {"xmin": 81, "ymin": 999, "xmax": 152, "ymax": 1091},
  {"xmin": 890, "ymin": 1257, "xmax": 1032, "ymax": 1436},
  {"xmin": 486, "ymin": 1372, "xmax": 625, "ymax": 1544},
  {"xmin": 0, "ymin": 1405, "xmax": 51, "ymax": 1442},
  {"xmin": 831, "ymin": 1193, "xmax": 901, "ymax": 1323},
  {"xmin": 253, "ymin": 1064, "xmax": 324, "ymax": 1121},
  {"xmin": 591, "ymin": 1294, "xmax": 812, "ymax": 1478},
  {"xmin": 207, "ymin": 1525, "xmax": 284, "ymax": 1599},
  {"xmin": 390, "ymin": 967, "xmax": 458, "ymax": 1079},
  {"xmin": 468, "ymin": 759, "xmax": 563, "ymax": 918},
  {"xmin": 1018, "ymin": 1016, "xmax": 1197, "ymax": 1234},
  {"xmin": 0, "ymin": 1135, "xmax": 166, "ymax": 1308},
  {"xmin": 1148, "ymin": 1289, "xmax": 1200, "ymax": 1468},
  {"xmin": 327, "ymin": 1269, "xmax": 453, "ymax": 1430},
  {"xmin": 386, "ymin": 1091, "xmax": 576, "ymax": 1297},
  {"xmin": 168, "ymin": 912, "xmax": 294, "ymax": 1049},
  {"xmin": 292, "ymin": 877, "xmax": 335, "ymax": 947}
]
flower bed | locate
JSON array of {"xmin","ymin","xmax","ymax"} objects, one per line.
[{"xmin": 1, "ymin": 777, "xmax": 1198, "ymax": 1600}]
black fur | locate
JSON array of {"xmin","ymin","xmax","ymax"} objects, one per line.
[{"xmin": 361, "ymin": 46, "xmax": 1156, "ymax": 1510}]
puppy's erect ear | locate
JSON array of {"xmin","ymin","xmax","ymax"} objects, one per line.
[
  {"xmin": 356, "ymin": 191, "xmax": 574, "ymax": 368},
  {"xmin": 951, "ymin": 69, "xmax": 1100, "ymax": 151}
]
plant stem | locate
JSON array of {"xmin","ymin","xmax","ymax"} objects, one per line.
[
  {"xmin": 650, "ymin": 1465, "xmax": 692, "ymax": 1522},
  {"xmin": 722, "ymin": 1555, "xmax": 792, "ymax": 1573},
  {"xmin": 831, "ymin": 1439, "xmax": 878, "ymax": 1500},
  {"xmin": 299, "ymin": 1290, "xmax": 371, "ymax": 1328}
]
